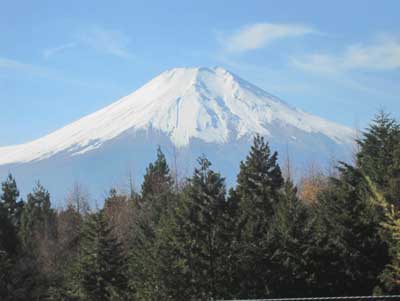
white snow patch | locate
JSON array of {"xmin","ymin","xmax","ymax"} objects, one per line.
[{"xmin": 0, "ymin": 66, "xmax": 355, "ymax": 165}]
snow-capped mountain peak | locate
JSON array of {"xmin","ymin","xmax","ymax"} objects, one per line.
[{"xmin": 0, "ymin": 66, "xmax": 354, "ymax": 165}]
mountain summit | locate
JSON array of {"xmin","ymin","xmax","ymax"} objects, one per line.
[
  {"xmin": 0, "ymin": 67, "xmax": 353, "ymax": 165},
  {"xmin": 0, "ymin": 67, "xmax": 355, "ymax": 199}
]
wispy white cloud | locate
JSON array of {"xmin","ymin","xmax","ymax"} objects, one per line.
[
  {"xmin": 0, "ymin": 57, "xmax": 51, "ymax": 76},
  {"xmin": 77, "ymin": 27, "xmax": 133, "ymax": 59},
  {"xmin": 0, "ymin": 56, "xmax": 107, "ymax": 88},
  {"xmin": 43, "ymin": 42, "xmax": 77, "ymax": 59},
  {"xmin": 216, "ymin": 52, "xmax": 387, "ymax": 97},
  {"xmin": 291, "ymin": 35, "xmax": 400, "ymax": 73},
  {"xmin": 221, "ymin": 22, "xmax": 315, "ymax": 53},
  {"xmin": 41, "ymin": 27, "xmax": 133, "ymax": 60}
]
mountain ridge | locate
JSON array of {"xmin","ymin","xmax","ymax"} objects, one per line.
[{"xmin": 0, "ymin": 66, "xmax": 354, "ymax": 166}]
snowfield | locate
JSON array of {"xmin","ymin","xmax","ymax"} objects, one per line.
[{"xmin": 0, "ymin": 67, "xmax": 355, "ymax": 166}]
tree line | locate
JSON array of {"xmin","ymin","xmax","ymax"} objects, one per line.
[{"xmin": 0, "ymin": 111, "xmax": 400, "ymax": 300}]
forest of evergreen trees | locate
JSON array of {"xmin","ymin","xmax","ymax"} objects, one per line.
[{"xmin": 1, "ymin": 111, "xmax": 400, "ymax": 300}]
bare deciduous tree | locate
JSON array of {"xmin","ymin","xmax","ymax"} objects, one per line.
[
  {"xmin": 103, "ymin": 188, "xmax": 136, "ymax": 252},
  {"xmin": 66, "ymin": 182, "xmax": 90, "ymax": 216},
  {"xmin": 298, "ymin": 161, "xmax": 328, "ymax": 204}
]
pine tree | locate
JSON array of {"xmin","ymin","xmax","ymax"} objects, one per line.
[
  {"xmin": 1, "ymin": 174, "xmax": 24, "ymax": 228},
  {"xmin": 19, "ymin": 182, "xmax": 56, "ymax": 253},
  {"xmin": 46, "ymin": 204, "xmax": 85, "ymax": 299},
  {"xmin": 235, "ymin": 134, "xmax": 284, "ymax": 237},
  {"xmin": 267, "ymin": 180, "xmax": 316, "ymax": 297},
  {"xmin": 353, "ymin": 111, "xmax": 400, "ymax": 293},
  {"xmin": 1, "ymin": 182, "xmax": 56, "ymax": 300},
  {"xmin": 79, "ymin": 212, "xmax": 127, "ymax": 300},
  {"xmin": 0, "ymin": 174, "xmax": 23, "ymax": 256},
  {"xmin": 232, "ymin": 134, "xmax": 284, "ymax": 298},
  {"xmin": 129, "ymin": 147, "xmax": 176, "ymax": 299},
  {"xmin": 357, "ymin": 111, "xmax": 400, "ymax": 206},
  {"xmin": 0, "ymin": 249, "xmax": 13, "ymax": 299},
  {"xmin": 366, "ymin": 177, "xmax": 400, "ymax": 293},
  {"xmin": 313, "ymin": 164, "xmax": 389, "ymax": 295},
  {"xmin": 0, "ymin": 189, "xmax": 14, "ymax": 299},
  {"xmin": 0, "ymin": 206, "xmax": 18, "ymax": 299},
  {"xmin": 167, "ymin": 156, "xmax": 235, "ymax": 299},
  {"xmin": 141, "ymin": 146, "xmax": 173, "ymax": 199},
  {"xmin": 21, "ymin": 183, "xmax": 58, "ymax": 299}
]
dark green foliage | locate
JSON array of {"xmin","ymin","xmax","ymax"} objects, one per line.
[
  {"xmin": 235, "ymin": 134, "xmax": 284, "ymax": 252},
  {"xmin": 0, "ymin": 250, "xmax": 12, "ymax": 298},
  {"xmin": 129, "ymin": 147, "xmax": 175, "ymax": 299},
  {"xmin": 139, "ymin": 147, "xmax": 174, "ymax": 224},
  {"xmin": 79, "ymin": 212, "xmax": 127, "ymax": 300},
  {"xmin": 357, "ymin": 111, "xmax": 400, "ymax": 206},
  {"xmin": 365, "ymin": 177, "xmax": 400, "ymax": 294},
  {"xmin": 19, "ymin": 182, "xmax": 56, "ymax": 253},
  {"xmin": 165, "ymin": 156, "xmax": 238, "ymax": 300},
  {"xmin": 313, "ymin": 164, "xmax": 389, "ymax": 295},
  {"xmin": 0, "ymin": 252, "xmax": 43, "ymax": 300},
  {"xmin": 180, "ymin": 157, "xmax": 227, "ymax": 298},
  {"xmin": 0, "ymin": 174, "xmax": 23, "ymax": 255},
  {"xmin": 0, "ymin": 205, "xmax": 18, "ymax": 258},
  {"xmin": 141, "ymin": 146, "xmax": 173, "ymax": 199},
  {"xmin": 46, "ymin": 205, "xmax": 85, "ymax": 299},
  {"xmin": 19, "ymin": 183, "xmax": 58, "ymax": 299},
  {"xmin": 236, "ymin": 134, "xmax": 284, "ymax": 223},
  {"xmin": 0, "ymin": 175, "xmax": 25, "ymax": 299},
  {"xmin": 1, "ymin": 181, "xmax": 55, "ymax": 300},
  {"xmin": 2, "ymin": 112, "xmax": 400, "ymax": 299},
  {"xmin": 1, "ymin": 174, "xmax": 24, "ymax": 228},
  {"xmin": 356, "ymin": 111, "xmax": 400, "ymax": 292},
  {"xmin": 232, "ymin": 134, "xmax": 284, "ymax": 298},
  {"xmin": 267, "ymin": 180, "xmax": 316, "ymax": 297}
]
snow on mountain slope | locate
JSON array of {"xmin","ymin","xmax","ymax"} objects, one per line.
[{"xmin": 0, "ymin": 67, "xmax": 355, "ymax": 166}]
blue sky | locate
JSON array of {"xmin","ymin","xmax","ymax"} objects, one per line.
[{"xmin": 1, "ymin": 0, "xmax": 399, "ymax": 146}]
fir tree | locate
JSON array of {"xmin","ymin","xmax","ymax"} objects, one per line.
[
  {"xmin": 0, "ymin": 250, "xmax": 12, "ymax": 298},
  {"xmin": 357, "ymin": 111, "xmax": 400, "ymax": 206},
  {"xmin": 0, "ymin": 206, "xmax": 18, "ymax": 299},
  {"xmin": 165, "ymin": 156, "xmax": 237, "ymax": 299},
  {"xmin": 232, "ymin": 134, "xmax": 284, "ymax": 298},
  {"xmin": 2, "ymin": 182, "xmax": 56, "ymax": 300},
  {"xmin": 141, "ymin": 146, "xmax": 173, "ymax": 199},
  {"xmin": 79, "ymin": 212, "xmax": 127, "ymax": 300},
  {"xmin": 267, "ymin": 180, "xmax": 315, "ymax": 297},
  {"xmin": 0, "ymin": 175, "xmax": 23, "ymax": 299},
  {"xmin": 2, "ymin": 112, "xmax": 399, "ymax": 298},
  {"xmin": 1, "ymin": 174, "xmax": 24, "ymax": 228},
  {"xmin": 366, "ymin": 176, "xmax": 400, "ymax": 293},
  {"xmin": 19, "ymin": 182, "xmax": 56, "ymax": 253},
  {"xmin": 235, "ymin": 134, "xmax": 284, "ymax": 237},
  {"xmin": 129, "ymin": 147, "xmax": 176, "ymax": 299},
  {"xmin": 352, "ymin": 111, "xmax": 400, "ymax": 293},
  {"xmin": 313, "ymin": 164, "xmax": 389, "ymax": 295},
  {"xmin": 46, "ymin": 204, "xmax": 85, "ymax": 299},
  {"xmin": 0, "ymin": 203, "xmax": 17, "ymax": 258},
  {"xmin": 0, "ymin": 174, "xmax": 23, "ymax": 256}
]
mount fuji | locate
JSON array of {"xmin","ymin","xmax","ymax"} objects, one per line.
[{"xmin": 0, "ymin": 67, "xmax": 355, "ymax": 202}]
